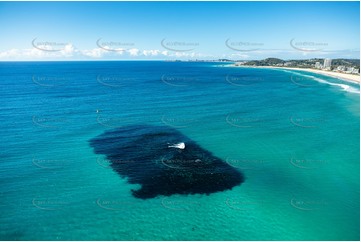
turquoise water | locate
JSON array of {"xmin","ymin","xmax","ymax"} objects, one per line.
[{"xmin": 0, "ymin": 61, "xmax": 359, "ymax": 240}]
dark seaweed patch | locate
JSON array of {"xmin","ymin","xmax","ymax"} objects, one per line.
[{"xmin": 89, "ymin": 125, "xmax": 244, "ymax": 199}]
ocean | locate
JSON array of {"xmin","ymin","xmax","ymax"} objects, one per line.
[{"xmin": 0, "ymin": 61, "xmax": 359, "ymax": 240}]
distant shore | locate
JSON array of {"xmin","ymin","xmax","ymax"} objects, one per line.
[{"xmin": 234, "ymin": 65, "xmax": 360, "ymax": 83}]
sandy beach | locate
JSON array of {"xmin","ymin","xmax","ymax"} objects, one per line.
[
  {"xmin": 279, "ymin": 67, "xmax": 360, "ymax": 83},
  {"xmin": 234, "ymin": 65, "xmax": 360, "ymax": 83}
]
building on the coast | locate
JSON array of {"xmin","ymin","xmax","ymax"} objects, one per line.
[
  {"xmin": 336, "ymin": 66, "xmax": 346, "ymax": 72},
  {"xmin": 315, "ymin": 62, "xmax": 322, "ymax": 69},
  {"xmin": 235, "ymin": 62, "xmax": 246, "ymax": 66},
  {"xmin": 352, "ymin": 68, "xmax": 359, "ymax": 74},
  {"xmin": 334, "ymin": 65, "xmax": 359, "ymax": 74},
  {"xmin": 345, "ymin": 67, "xmax": 355, "ymax": 74},
  {"xmin": 323, "ymin": 58, "xmax": 332, "ymax": 70}
]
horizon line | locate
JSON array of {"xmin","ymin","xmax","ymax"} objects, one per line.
[{"xmin": 1, "ymin": 57, "xmax": 360, "ymax": 62}]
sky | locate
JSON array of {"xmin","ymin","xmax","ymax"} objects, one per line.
[{"xmin": 0, "ymin": 1, "xmax": 359, "ymax": 61}]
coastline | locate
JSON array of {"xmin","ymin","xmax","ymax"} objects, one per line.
[{"xmin": 234, "ymin": 65, "xmax": 360, "ymax": 83}]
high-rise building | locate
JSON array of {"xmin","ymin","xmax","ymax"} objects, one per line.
[{"xmin": 323, "ymin": 58, "xmax": 332, "ymax": 69}]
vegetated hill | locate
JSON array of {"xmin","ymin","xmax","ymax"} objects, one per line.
[
  {"xmin": 244, "ymin": 58, "xmax": 360, "ymax": 68},
  {"xmin": 245, "ymin": 58, "xmax": 284, "ymax": 66},
  {"xmin": 331, "ymin": 59, "xmax": 360, "ymax": 68}
]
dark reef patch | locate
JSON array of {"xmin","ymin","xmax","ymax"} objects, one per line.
[{"xmin": 89, "ymin": 125, "xmax": 244, "ymax": 199}]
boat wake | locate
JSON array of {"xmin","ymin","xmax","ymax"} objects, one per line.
[{"xmin": 168, "ymin": 142, "xmax": 185, "ymax": 149}]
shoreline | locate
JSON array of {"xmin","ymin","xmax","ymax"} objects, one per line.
[{"xmin": 233, "ymin": 65, "xmax": 360, "ymax": 83}]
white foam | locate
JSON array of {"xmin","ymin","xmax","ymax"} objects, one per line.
[{"xmin": 283, "ymin": 70, "xmax": 360, "ymax": 94}]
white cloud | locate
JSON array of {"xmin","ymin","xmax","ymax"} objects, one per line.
[
  {"xmin": 82, "ymin": 48, "xmax": 105, "ymax": 58},
  {"xmin": 5, "ymin": 45, "xmax": 356, "ymax": 60},
  {"xmin": 142, "ymin": 49, "xmax": 160, "ymax": 56},
  {"xmin": 0, "ymin": 44, "xmax": 79, "ymax": 59},
  {"xmin": 128, "ymin": 48, "xmax": 140, "ymax": 56},
  {"xmin": 0, "ymin": 49, "xmax": 21, "ymax": 58},
  {"xmin": 230, "ymin": 53, "xmax": 250, "ymax": 59},
  {"xmin": 60, "ymin": 44, "xmax": 77, "ymax": 57}
]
